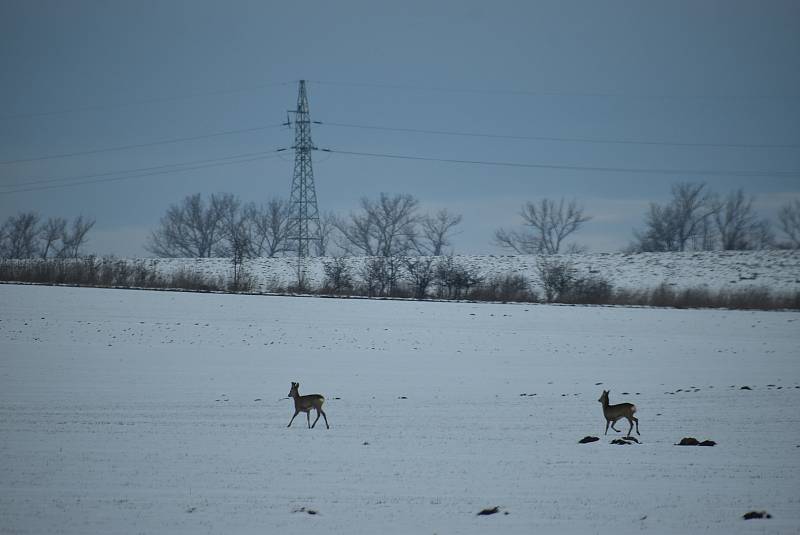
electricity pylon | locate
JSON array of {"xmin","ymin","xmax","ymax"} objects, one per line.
[{"xmin": 287, "ymin": 80, "xmax": 321, "ymax": 285}]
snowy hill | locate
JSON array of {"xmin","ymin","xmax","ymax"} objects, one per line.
[{"xmin": 150, "ymin": 250, "xmax": 800, "ymax": 294}]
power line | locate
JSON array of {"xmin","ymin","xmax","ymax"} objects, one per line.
[
  {"xmin": 309, "ymin": 80, "xmax": 800, "ymax": 101},
  {"xmin": 0, "ymin": 151, "xmax": 283, "ymax": 195},
  {"xmin": 0, "ymin": 80, "xmax": 295, "ymax": 121},
  {"xmin": 322, "ymin": 148, "xmax": 799, "ymax": 178},
  {"xmin": 0, "ymin": 123, "xmax": 287, "ymax": 165},
  {"xmin": 318, "ymin": 120, "xmax": 799, "ymax": 150},
  {"xmin": 1, "ymin": 149, "xmax": 280, "ymax": 188}
]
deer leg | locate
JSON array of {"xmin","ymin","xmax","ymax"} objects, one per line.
[
  {"xmin": 632, "ymin": 416, "xmax": 640, "ymax": 435},
  {"xmin": 319, "ymin": 408, "xmax": 329, "ymax": 429},
  {"xmin": 306, "ymin": 411, "xmax": 311, "ymax": 428},
  {"xmin": 311, "ymin": 408, "xmax": 321, "ymax": 428},
  {"xmin": 287, "ymin": 410, "xmax": 299, "ymax": 428},
  {"xmin": 604, "ymin": 420, "xmax": 610, "ymax": 435},
  {"xmin": 610, "ymin": 419, "xmax": 621, "ymax": 432},
  {"xmin": 625, "ymin": 417, "xmax": 634, "ymax": 437}
]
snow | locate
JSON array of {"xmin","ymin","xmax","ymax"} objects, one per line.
[
  {"xmin": 1, "ymin": 284, "xmax": 799, "ymax": 534},
  {"xmin": 148, "ymin": 249, "xmax": 800, "ymax": 294}
]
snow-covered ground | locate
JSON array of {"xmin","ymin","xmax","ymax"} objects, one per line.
[
  {"xmin": 150, "ymin": 250, "xmax": 800, "ymax": 294},
  {"xmin": 1, "ymin": 284, "xmax": 799, "ymax": 534}
]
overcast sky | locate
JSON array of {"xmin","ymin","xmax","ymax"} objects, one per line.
[{"xmin": 1, "ymin": 0, "xmax": 798, "ymax": 257}]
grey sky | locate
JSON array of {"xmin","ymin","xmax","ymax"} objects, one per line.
[{"xmin": 1, "ymin": 0, "xmax": 798, "ymax": 257}]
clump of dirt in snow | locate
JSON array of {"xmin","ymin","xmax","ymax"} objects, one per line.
[
  {"xmin": 676, "ymin": 437, "xmax": 716, "ymax": 446},
  {"xmin": 743, "ymin": 511, "xmax": 771, "ymax": 520},
  {"xmin": 477, "ymin": 506, "xmax": 508, "ymax": 516},
  {"xmin": 578, "ymin": 436, "xmax": 599, "ymax": 444},
  {"xmin": 611, "ymin": 437, "xmax": 640, "ymax": 445}
]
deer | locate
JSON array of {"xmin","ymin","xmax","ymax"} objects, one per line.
[
  {"xmin": 287, "ymin": 382, "xmax": 329, "ymax": 429},
  {"xmin": 598, "ymin": 390, "xmax": 639, "ymax": 437}
]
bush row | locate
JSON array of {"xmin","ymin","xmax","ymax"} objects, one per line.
[
  {"xmin": 1, "ymin": 256, "xmax": 797, "ymax": 310},
  {"xmin": 0, "ymin": 257, "xmax": 239, "ymax": 293}
]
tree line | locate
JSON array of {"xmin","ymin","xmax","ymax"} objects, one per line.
[
  {"xmin": 1, "ymin": 182, "xmax": 799, "ymax": 260},
  {"xmin": 144, "ymin": 192, "xmax": 464, "ymax": 259},
  {"xmin": 627, "ymin": 183, "xmax": 799, "ymax": 252},
  {"xmin": 0, "ymin": 213, "xmax": 95, "ymax": 259},
  {"xmin": 144, "ymin": 184, "xmax": 800, "ymax": 259}
]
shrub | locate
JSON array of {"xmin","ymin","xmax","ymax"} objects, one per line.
[
  {"xmin": 169, "ymin": 268, "xmax": 223, "ymax": 292},
  {"xmin": 469, "ymin": 274, "xmax": 537, "ymax": 302},
  {"xmin": 403, "ymin": 257, "xmax": 436, "ymax": 299},
  {"xmin": 433, "ymin": 256, "xmax": 482, "ymax": 299},
  {"xmin": 649, "ymin": 282, "xmax": 677, "ymax": 308},
  {"xmin": 560, "ymin": 276, "xmax": 614, "ymax": 305},
  {"xmin": 536, "ymin": 257, "xmax": 576, "ymax": 302},
  {"xmin": 321, "ymin": 257, "xmax": 354, "ymax": 295}
]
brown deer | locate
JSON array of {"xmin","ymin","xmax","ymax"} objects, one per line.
[
  {"xmin": 287, "ymin": 382, "xmax": 329, "ymax": 429},
  {"xmin": 598, "ymin": 390, "xmax": 639, "ymax": 437}
]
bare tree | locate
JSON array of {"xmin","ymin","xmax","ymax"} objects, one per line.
[
  {"xmin": 0, "ymin": 222, "xmax": 7, "ymax": 256},
  {"xmin": 58, "ymin": 215, "xmax": 96, "ymax": 258},
  {"xmin": 671, "ymin": 183, "xmax": 716, "ymax": 251},
  {"xmin": 227, "ymin": 218, "xmax": 252, "ymax": 291},
  {"xmin": 147, "ymin": 193, "xmax": 237, "ymax": 258},
  {"xmin": 334, "ymin": 193, "xmax": 420, "ymax": 257},
  {"xmin": 243, "ymin": 199, "xmax": 292, "ymax": 257},
  {"xmin": 713, "ymin": 189, "xmax": 772, "ymax": 250},
  {"xmin": 777, "ymin": 199, "xmax": 800, "ymax": 249},
  {"xmin": 631, "ymin": 182, "xmax": 717, "ymax": 252},
  {"xmin": 631, "ymin": 203, "xmax": 679, "ymax": 252},
  {"xmin": 314, "ymin": 211, "xmax": 336, "ymax": 257},
  {"xmin": 211, "ymin": 193, "xmax": 242, "ymax": 257},
  {"xmin": 404, "ymin": 256, "xmax": 436, "ymax": 299},
  {"xmin": 417, "ymin": 209, "xmax": 462, "ymax": 256},
  {"xmin": 495, "ymin": 198, "xmax": 590, "ymax": 254},
  {"xmin": 0, "ymin": 212, "xmax": 40, "ymax": 258},
  {"xmin": 39, "ymin": 217, "xmax": 66, "ymax": 258}
]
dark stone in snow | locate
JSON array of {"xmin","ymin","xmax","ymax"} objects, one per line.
[
  {"xmin": 578, "ymin": 436, "xmax": 599, "ymax": 444},
  {"xmin": 740, "ymin": 386, "xmax": 752, "ymax": 390},
  {"xmin": 743, "ymin": 511, "xmax": 771, "ymax": 520},
  {"xmin": 477, "ymin": 506, "xmax": 501, "ymax": 516},
  {"xmin": 676, "ymin": 437, "xmax": 715, "ymax": 446},
  {"xmin": 610, "ymin": 436, "xmax": 640, "ymax": 445}
]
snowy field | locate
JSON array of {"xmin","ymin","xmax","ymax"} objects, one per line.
[{"xmin": 1, "ymin": 284, "xmax": 799, "ymax": 534}]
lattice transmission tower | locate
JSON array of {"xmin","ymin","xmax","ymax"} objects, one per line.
[{"xmin": 287, "ymin": 79, "xmax": 321, "ymax": 261}]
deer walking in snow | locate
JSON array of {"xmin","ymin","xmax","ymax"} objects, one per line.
[
  {"xmin": 287, "ymin": 382, "xmax": 329, "ymax": 429},
  {"xmin": 598, "ymin": 390, "xmax": 639, "ymax": 437}
]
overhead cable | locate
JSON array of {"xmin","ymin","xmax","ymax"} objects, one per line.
[
  {"xmin": 322, "ymin": 148, "xmax": 799, "ymax": 178},
  {"xmin": 0, "ymin": 124, "xmax": 287, "ymax": 165},
  {"xmin": 319, "ymin": 120, "xmax": 799, "ymax": 150}
]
